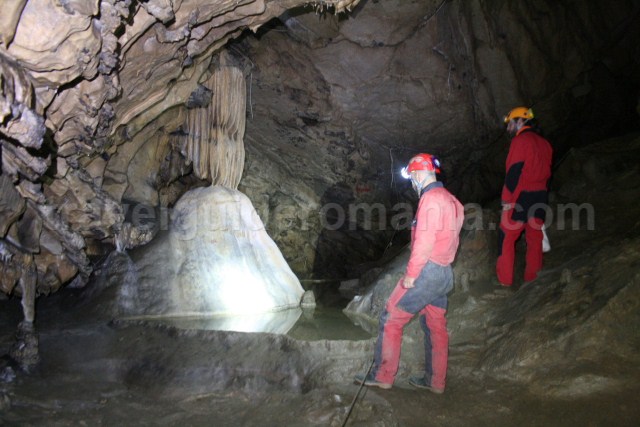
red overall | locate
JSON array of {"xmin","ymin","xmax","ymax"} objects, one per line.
[
  {"xmin": 497, "ymin": 127, "xmax": 553, "ymax": 285},
  {"xmin": 371, "ymin": 182, "xmax": 464, "ymax": 390}
]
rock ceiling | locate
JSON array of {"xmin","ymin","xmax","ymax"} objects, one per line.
[{"xmin": 1, "ymin": 0, "xmax": 639, "ymax": 300}]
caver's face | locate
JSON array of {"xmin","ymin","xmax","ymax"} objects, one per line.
[
  {"xmin": 506, "ymin": 118, "xmax": 521, "ymax": 136},
  {"xmin": 410, "ymin": 170, "xmax": 427, "ymax": 195}
]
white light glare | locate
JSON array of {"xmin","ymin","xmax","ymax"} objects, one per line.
[{"xmin": 216, "ymin": 263, "xmax": 276, "ymax": 314}]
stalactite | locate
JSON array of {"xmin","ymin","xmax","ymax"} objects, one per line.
[{"xmin": 184, "ymin": 52, "xmax": 246, "ymax": 189}]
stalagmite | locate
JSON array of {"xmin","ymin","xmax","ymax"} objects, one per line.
[
  {"xmin": 0, "ymin": 239, "xmax": 39, "ymax": 370},
  {"xmin": 82, "ymin": 51, "xmax": 306, "ymax": 324}
]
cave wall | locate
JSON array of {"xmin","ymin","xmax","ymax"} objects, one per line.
[
  {"xmin": 0, "ymin": 0, "xmax": 362, "ymax": 299},
  {"xmin": 1, "ymin": 0, "xmax": 639, "ymax": 297},
  {"xmin": 235, "ymin": 0, "xmax": 640, "ymax": 278}
]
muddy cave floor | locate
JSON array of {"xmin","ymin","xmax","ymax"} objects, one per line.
[
  {"xmin": 1, "ymin": 231, "xmax": 639, "ymax": 427},
  {"xmin": 3, "ymin": 195, "xmax": 640, "ymax": 425}
]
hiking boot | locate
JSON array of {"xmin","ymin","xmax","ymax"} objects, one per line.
[
  {"xmin": 408, "ymin": 376, "xmax": 444, "ymax": 394},
  {"xmin": 354, "ymin": 373, "xmax": 392, "ymax": 390}
]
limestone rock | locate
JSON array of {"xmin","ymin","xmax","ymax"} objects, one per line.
[
  {"xmin": 86, "ymin": 186, "xmax": 304, "ymax": 318},
  {"xmin": 301, "ymin": 290, "xmax": 317, "ymax": 309},
  {"xmin": 0, "ymin": 175, "xmax": 25, "ymax": 237},
  {"xmin": 167, "ymin": 186, "xmax": 304, "ymax": 315},
  {"xmin": 344, "ymin": 207, "xmax": 498, "ymax": 322},
  {"xmin": 0, "ymin": 0, "xmax": 638, "ymax": 337},
  {"xmin": 9, "ymin": 320, "xmax": 39, "ymax": 372}
]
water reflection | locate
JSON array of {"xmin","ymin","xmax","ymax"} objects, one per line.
[
  {"xmin": 122, "ymin": 308, "xmax": 375, "ymax": 340},
  {"xmin": 134, "ymin": 308, "xmax": 302, "ymax": 334},
  {"xmin": 287, "ymin": 308, "xmax": 374, "ymax": 341}
]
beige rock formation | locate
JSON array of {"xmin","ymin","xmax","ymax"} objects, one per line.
[
  {"xmin": 0, "ymin": 0, "xmax": 360, "ymax": 321},
  {"xmin": 0, "ymin": 0, "xmax": 638, "ymax": 326},
  {"xmin": 93, "ymin": 186, "xmax": 305, "ymax": 317}
]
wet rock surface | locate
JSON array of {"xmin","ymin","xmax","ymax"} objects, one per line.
[
  {"xmin": 0, "ymin": 292, "xmax": 388, "ymax": 426},
  {"xmin": 78, "ymin": 186, "xmax": 305, "ymax": 319},
  {"xmin": 2, "ymin": 133, "xmax": 640, "ymax": 425},
  {"xmin": 1, "ymin": 287, "xmax": 639, "ymax": 426},
  {"xmin": 0, "ymin": 1, "xmax": 639, "ymax": 423},
  {"xmin": 3, "ymin": 0, "xmax": 639, "ymax": 299}
]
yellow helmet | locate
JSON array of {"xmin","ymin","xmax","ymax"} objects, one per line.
[{"xmin": 503, "ymin": 107, "xmax": 534, "ymax": 124}]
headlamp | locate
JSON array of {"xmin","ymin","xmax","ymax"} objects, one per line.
[{"xmin": 400, "ymin": 167, "xmax": 410, "ymax": 179}]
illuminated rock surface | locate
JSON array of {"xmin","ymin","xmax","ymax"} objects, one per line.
[
  {"xmin": 1, "ymin": 0, "xmax": 640, "ymax": 425},
  {"xmin": 84, "ymin": 186, "xmax": 305, "ymax": 319},
  {"xmin": 167, "ymin": 185, "xmax": 304, "ymax": 315},
  {"xmin": 1, "ymin": 133, "xmax": 639, "ymax": 426}
]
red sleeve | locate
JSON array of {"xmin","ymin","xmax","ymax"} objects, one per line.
[
  {"xmin": 405, "ymin": 195, "xmax": 440, "ymax": 278},
  {"xmin": 501, "ymin": 138, "xmax": 527, "ymax": 204}
]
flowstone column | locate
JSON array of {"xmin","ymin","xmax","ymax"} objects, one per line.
[
  {"xmin": 184, "ymin": 51, "xmax": 246, "ymax": 189},
  {"xmin": 103, "ymin": 50, "xmax": 307, "ymax": 325}
]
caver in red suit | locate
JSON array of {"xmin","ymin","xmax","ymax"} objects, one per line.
[
  {"xmin": 355, "ymin": 153, "xmax": 464, "ymax": 393},
  {"xmin": 497, "ymin": 107, "xmax": 553, "ymax": 286}
]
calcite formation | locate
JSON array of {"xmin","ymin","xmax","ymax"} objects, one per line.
[
  {"xmin": 0, "ymin": 0, "xmax": 638, "ymax": 332},
  {"xmin": 91, "ymin": 186, "xmax": 305, "ymax": 318},
  {"xmin": 0, "ymin": 0, "xmax": 360, "ymax": 322},
  {"xmin": 184, "ymin": 52, "xmax": 246, "ymax": 188}
]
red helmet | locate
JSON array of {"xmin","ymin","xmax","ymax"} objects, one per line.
[{"xmin": 401, "ymin": 153, "xmax": 441, "ymax": 178}]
